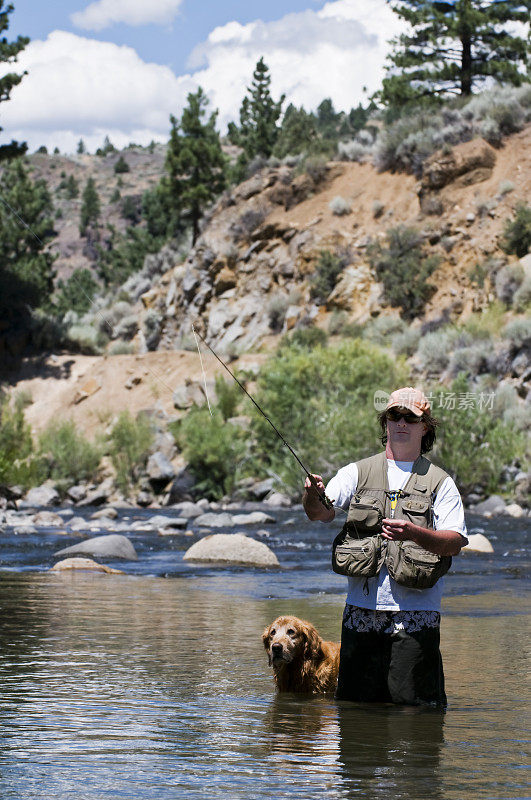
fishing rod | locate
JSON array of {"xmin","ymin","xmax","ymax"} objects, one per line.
[{"xmin": 191, "ymin": 324, "xmax": 334, "ymax": 513}]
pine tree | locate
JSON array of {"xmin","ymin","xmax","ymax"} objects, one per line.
[
  {"xmin": 230, "ymin": 57, "xmax": 285, "ymax": 160},
  {"xmin": 0, "ymin": 1, "xmax": 29, "ymax": 162},
  {"xmin": 0, "ymin": 158, "xmax": 55, "ymax": 315},
  {"xmin": 77, "ymin": 139, "xmax": 86, "ymax": 154},
  {"xmin": 79, "ymin": 177, "xmax": 101, "ymax": 236},
  {"xmin": 379, "ymin": 0, "xmax": 530, "ymax": 109},
  {"xmin": 274, "ymin": 104, "xmax": 319, "ymax": 158},
  {"xmin": 165, "ymin": 87, "xmax": 226, "ymax": 245}
]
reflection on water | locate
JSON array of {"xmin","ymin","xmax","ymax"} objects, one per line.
[{"xmin": 0, "ymin": 573, "xmax": 529, "ymax": 799}]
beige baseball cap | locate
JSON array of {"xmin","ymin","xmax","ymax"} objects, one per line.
[{"xmin": 386, "ymin": 387, "xmax": 430, "ymax": 416}]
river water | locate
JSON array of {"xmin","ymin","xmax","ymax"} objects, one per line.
[{"xmin": 0, "ymin": 507, "xmax": 529, "ymax": 799}]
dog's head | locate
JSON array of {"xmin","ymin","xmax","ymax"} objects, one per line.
[{"xmin": 262, "ymin": 615, "xmax": 323, "ymax": 668}]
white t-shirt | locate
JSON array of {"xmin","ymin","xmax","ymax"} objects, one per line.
[{"xmin": 326, "ymin": 458, "xmax": 468, "ymax": 612}]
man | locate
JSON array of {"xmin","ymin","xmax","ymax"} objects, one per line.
[{"xmin": 303, "ymin": 387, "xmax": 467, "ymax": 707}]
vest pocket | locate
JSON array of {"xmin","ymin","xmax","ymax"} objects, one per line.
[
  {"xmin": 386, "ymin": 541, "xmax": 452, "ymax": 589},
  {"xmin": 345, "ymin": 497, "xmax": 383, "ymax": 536},
  {"xmin": 332, "ymin": 531, "xmax": 383, "ymax": 578}
]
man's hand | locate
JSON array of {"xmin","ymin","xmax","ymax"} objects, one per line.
[
  {"xmin": 382, "ymin": 517, "xmax": 465, "ymax": 556},
  {"xmin": 381, "ymin": 517, "xmax": 415, "ymax": 542},
  {"xmin": 303, "ymin": 474, "xmax": 335, "ymax": 522}
]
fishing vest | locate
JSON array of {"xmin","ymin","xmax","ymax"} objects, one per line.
[{"xmin": 332, "ymin": 451, "xmax": 452, "ymax": 590}]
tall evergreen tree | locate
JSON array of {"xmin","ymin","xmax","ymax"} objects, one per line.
[
  {"xmin": 79, "ymin": 177, "xmax": 101, "ymax": 236},
  {"xmin": 379, "ymin": 0, "xmax": 530, "ymax": 108},
  {"xmin": 229, "ymin": 57, "xmax": 285, "ymax": 160},
  {"xmin": 0, "ymin": 158, "xmax": 55, "ymax": 316},
  {"xmin": 165, "ymin": 87, "xmax": 226, "ymax": 245},
  {"xmin": 0, "ymin": 1, "xmax": 29, "ymax": 162},
  {"xmin": 274, "ymin": 104, "xmax": 319, "ymax": 158}
]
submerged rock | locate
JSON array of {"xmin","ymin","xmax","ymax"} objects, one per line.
[
  {"xmin": 32, "ymin": 511, "xmax": 65, "ymax": 527},
  {"xmin": 183, "ymin": 533, "xmax": 279, "ymax": 567},
  {"xmin": 51, "ymin": 557, "xmax": 124, "ymax": 574},
  {"xmin": 54, "ymin": 533, "xmax": 138, "ymax": 561},
  {"xmin": 463, "ymin": 533, "xmax": 494, "ymax": 554}
]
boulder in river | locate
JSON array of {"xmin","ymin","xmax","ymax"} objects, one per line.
[
  {"xmin": 473, "ymin": 495, "xmax": 506, "ymax": 517},
  {"xmin": 55, "ymin": 533, "xmax": 138, "ymax": 561},
  {"xmin": 231, "ymin": 511, "xmax": 276, "ymax": 525},
  {"xmin": 183, "ymin": 533, "xmax": 279, "ymax": 567},
  {"xmin": 194, "ymin": 512, "xmax": 235, "ymax": 528},
  {"xmin": 146, "ymin": 451, "xmax": 175, "ymax": 491},
  {"xmin": 20, "ymin": 485, "xmax": 60, "ymax": 508},
  {"xmin": 32, "ymin": 511, "xmax": 65, "ymax": 527},
  {"xmin": 51, "ymin": 557, "xmax": 124, "ymax": 574},
  {"xmin": 463, "ymin": 533, "xmax": 494, "ymax": 554}
]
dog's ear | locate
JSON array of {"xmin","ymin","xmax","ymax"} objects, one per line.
[
  {"xmin": 302, "ymin": 623, "xmax": 323, "ymax": 661},
  {"xmin": 262, "ymin": 625, "xmax": 271, "ymax": 650}
]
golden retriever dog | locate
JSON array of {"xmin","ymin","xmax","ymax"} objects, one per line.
[{"xmin": 262, "ymin": 615, "xmax": 340, "ymax": 695}]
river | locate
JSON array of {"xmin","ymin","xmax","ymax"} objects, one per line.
[{"xmin": 0, "ymin": 506, "xmax": 529, "ymax": 799}]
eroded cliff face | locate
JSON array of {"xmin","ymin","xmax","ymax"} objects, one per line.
[{"xmin": 131, "ymin": 127, "xmax": 530, "ymax": 355}]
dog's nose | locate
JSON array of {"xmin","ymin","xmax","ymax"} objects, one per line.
[{"xmin": 271, "ymin": 642, "xmax": 283, "ymax": 654}]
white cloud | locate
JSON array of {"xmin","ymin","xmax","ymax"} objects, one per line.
[
  {"xmin": 0, "ymin": 31, "xmax": 194, "ymax": 152},
  {"xmin": 71, "ymin": 0, "xmax": 183, "ymax": 31},
  {"xmin": 190, "ymin": 0, "xmax": 406, "ymax": 128},
  {"xmin": 0, "ymin": 1, "xmax": 405, "ymax": 154}
]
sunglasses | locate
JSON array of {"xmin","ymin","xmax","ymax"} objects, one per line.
[{"xmin": 385, "ymin": 408, "xmax": 422, "ymax": 424}]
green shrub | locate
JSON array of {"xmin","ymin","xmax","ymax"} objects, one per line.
[
  {"xmin": 250, "ymin": 339, "xmax": 408, "ymax": 492},
  {"xmin": 267, "ymin": 292, "xmax": 289, "ymax": 332},
  {"xmin": 278, "ymin": 327, "xmax": 328, "ymax": 352},
  {"xmin": 0, "ymin": 393, "xmax": 46, "ymax": 488},
  {"xmin": 500, "ymin": 203, "xmax": 531, "ymax": 258},
  {"xmin": 175, "ymin": 408, "xmax": 246, "ymax": 500},
  {"xmin": 215, "ymin": 374, "xmax": 241, "ymax": 421},
  {"xmin": 54, "ymin": 268, "xmax": 99, "ymax": 318},
  {"xmin": 391, "ymin": 327, "xmax": 421, "ymax": 356},
  {"xmin": 108, "ymin": 411, "xmax": 154, "ymax": 493},
  {"xmin": 433, "ymin": 375, "xmax": 527, "ymax": 494},
  {"xmin": 367, "ymin": 227, "xmax": 440, "ymax": 320},
  {"xmin": 114, "ymin": 155, "xmax": 130, "ymax": 174},
  {"xmin": 310, "ymin": 250, "xmax": 344, "ymax": 305},
  {"xmin": 38, "ymin": 421, "xmax": 101, "ymax": 485}
]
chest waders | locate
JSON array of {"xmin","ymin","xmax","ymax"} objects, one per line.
[{"xmin": 332, "ymin": 452, "xmax": 452, "ymax": 590}]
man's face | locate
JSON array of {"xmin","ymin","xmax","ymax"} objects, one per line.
[{"xmin": 386, "ymin": 406, "xmax": 427, "ymax": 452}]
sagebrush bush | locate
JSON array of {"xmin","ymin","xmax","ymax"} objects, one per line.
[
  {"xmin": 502, "ymin": 317, "xmax": 531, "ymax": 349},
  {"xmin": 329, "ymin": 196, "xmax": 351, "ymax": 216},
  {"xmin": 501, "ymin": 203, "xmax": 531, "ymax": 258},
  {"xmin": 417, "ymin": 329, "xmax": 459, "ymax": 372},
  {"xmin": 513, "ymin": 274, "xmax": 531, "ymax": 311},
  {"xmin": 303, "ymin": 155, "xmax": 328, "ymax": 183},
  {"xmin": 66, "ymin": 324, "xmax": 102, "ymax": 354},
  {"xmin": 448, "ymin": 342, "xmax": 491, "ymax": 378},
  {"xmin": 391, "ymin": 327, "xmax": 421, "ymax": 356},
  {"xmin": 367, "ymin": 227, "xmax": 440, "ymax": 320},
  {"xmin": 363, "ymin": 315, "xmax": 406, "ymax": 347},
  {"xmin": 108, "ymin": 340, "xmax": 136, "ymax": 355},
  {"xmin": 495, "ymin": 263, "xmax": 525, "ymax": 305},
  {"xmin": 109, "ymin": 411, "xmax": 154, "ymax": 493},
  {"xmin": 39, "ymin": 421, "xmax": 101, "ymax": 485},
  {"xmin": 337, "ymin": 140, "xmax": 373, "ymax": 162}
]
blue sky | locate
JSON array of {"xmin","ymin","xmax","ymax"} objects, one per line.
[{"xmin": 3, "ymin": 0, "xmax": 405, "ymax": 153}]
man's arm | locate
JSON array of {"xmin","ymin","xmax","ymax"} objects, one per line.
[
  {"xmin": 302, "ymin": 474, "xmax": 335, "ymax": 522},
  {"xmin": 381, "ymin": 518, "xmax": 465, "ymax": 556}
]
